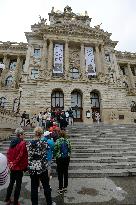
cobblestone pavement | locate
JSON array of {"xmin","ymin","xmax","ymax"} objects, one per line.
[{"xmin": 0, "ymin": 175, "xmax": 136, "ymax": 205}]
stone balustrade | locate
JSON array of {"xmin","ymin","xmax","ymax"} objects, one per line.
[{"xmin": 0, "ymin": 107, "xmax": 20, "ymax": 140}]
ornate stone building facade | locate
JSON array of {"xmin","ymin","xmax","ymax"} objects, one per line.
[{"xmin": 0, "ymin": 6, "xmax": 136, "ymax": 124}]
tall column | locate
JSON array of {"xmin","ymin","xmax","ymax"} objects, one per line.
[
  {"xmin": 41, "ymin": 38, "xmax": 48, "ymax": 79},
  {"xmin": 80, "ymin": 43, "xmax": 86, "ymax": 80},
  {"xmin": 95, "ymin": 44, "xmax": 101, "ymax": 74},
  {"xmin": 100, "ymin": 44, "xmax": 106, "ymax": 74},
  {"xmin": 14, "ymin": 56, "xmax": 21, "ymax": 88},
  {"xmin": 128, "ymin": 62, "xmax": 135, "ymax": 90},
  {"xmin": 24, "ymin": 44, "xmax": 31, "ymax": 73},
  {"xmin": 112, "ymin": 51, "xmax": 120, "ymax": 79},
  {"xmin": 65, "ymin": 40, "xmax": 69, "ymax": 80},
  {"xmin": 0, "ymin": 54, "xmax": 9, "ymax": 87},
  {"xmin": 3, "ymin": 54, "xmax": 8, "ymax": 69},
  {"xmin": 47, "ymin": 39, "xmax": 53, "ymax": 79}
]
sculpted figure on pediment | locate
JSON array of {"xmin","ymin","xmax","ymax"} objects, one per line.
[
  {"xmin": 97, "ymin": 72, "xmax": 108, "ymax": 83},
  {"xmin": 94, "ymin": 23, "xmax": 102, "ymax": 30},
  {"xmin": 38, "ymin": 16, "xmax": 47, "ymax": 25},
  {"xmin": 69, "ymin": 48, "xmax": 80, "ymax": 69},
  {"xmin": 116, "ymin": 77, "xmax": 123, "ymax": 87},
  {"xmin": 64, "ymin": 6, "xmax": 72, "ymax": 14}
]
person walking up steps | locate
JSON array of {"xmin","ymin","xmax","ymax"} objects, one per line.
[{"xmin": 54, "ymin": 130, "xmax": 71, "ymax": 194}]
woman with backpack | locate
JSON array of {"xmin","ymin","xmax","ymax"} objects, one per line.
[{"xmin": 54, "ymin": 130, "xmax": 71, "ymax": 194}]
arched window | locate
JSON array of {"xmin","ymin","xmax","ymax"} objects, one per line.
[
  {"xmin": 0, "ymin": 97, "xmax": 7, "ymax": 108},
  {"xmin": 31, "ymin": 69, "xmax": 39, "ymax": 79},
  {"xmin": 51, "ymin": 90, "xmax": 64, "ymax": 109},
  {"xmin": 9, "ymin": 60, "xmax": 17, "ymax": 70},
  {"xmin": 5, "ymin": 76, "xmax": 13, "ymax": 86},
  {"xmin": 33, "ymin": 49, "xmax": 41, "ymax": 58},
  {"xmin": 70, "ymin": 67, "xmax": 79, "ymax": 79},
  {"xmin": 90, "ymin": 92, "xmax": 100, "ymax": 108}
]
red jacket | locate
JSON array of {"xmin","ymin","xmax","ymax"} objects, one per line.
[{"xmin": 7, "ymin": 139, "xmax": 28, "ymax": 171}]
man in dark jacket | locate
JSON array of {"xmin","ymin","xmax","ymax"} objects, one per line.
[{"xmin": 5, "ymin": 128, "xmax": 28, "ymax": 205}]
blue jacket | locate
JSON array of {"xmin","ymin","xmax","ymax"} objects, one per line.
[{"xmin": 41, "ymin": 136, "xmax": 54, "ymax": 161}]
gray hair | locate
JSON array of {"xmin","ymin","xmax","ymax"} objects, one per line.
[{"xmin": 15, "ymin": 127, "xmax": 24, "ymax": 136}]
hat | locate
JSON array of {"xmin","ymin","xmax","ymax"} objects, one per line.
[
  {"xmin": 0, "ymin": 153, "xmax": 8, "ymax": 185},
  {"xmin": 44, "ymin": 131, "xmax": 52, "ymax": 136}
]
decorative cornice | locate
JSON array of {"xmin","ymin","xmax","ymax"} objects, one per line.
[
  {"xmin": 26, "ymin": 23, "xmax": 117, "ymax": 47},
  {"xmin": 0, "ymin": 41, "xmax": 28, "ymax": 51},
  {"xmin": 115, "ymin": 50, "xmax": 136, "ymax": 60}
]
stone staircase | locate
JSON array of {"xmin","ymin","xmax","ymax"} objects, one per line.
[{"xmin": 0, "ymin": 124, "xmax": 136, "ymax": 177}]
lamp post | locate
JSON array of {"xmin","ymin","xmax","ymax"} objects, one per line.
[{"xmin": 16, "ymin": 87, "xmax": 23, "ymax": 114}]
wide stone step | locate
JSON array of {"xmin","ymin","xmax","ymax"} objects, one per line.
[
  {"xmin": 71, "ymin": 144, "xmax": 132, "ymax": 149},
  {"xmin": 71, "ymin": 151, "xmax": 136, "ymax": 158},
  {"xmin": 67, "ymin": 161, "xmax": 136, "ymax": 170},
  {"xmin": 70, "ymin": 156, "xmax": 136, "ymax": 163},
  {"xmin": 67, "ymin": 168, "xmax": 136, "ymax": 177},
  {"xmin": 71, "ymin": 147, "xmax": 136, "ymax": 152}
]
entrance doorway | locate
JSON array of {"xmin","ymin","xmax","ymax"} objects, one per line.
[
  {"xmin": 71, "ymin": 90, "xmax": 83, "ymax": 122},
  {"xmin": 51, "ymin": 89, "xmax": 64, "ymax": 110},
  {"xmin": 90, "ymin": 91, "xmax": 100, "ymax": 122}
]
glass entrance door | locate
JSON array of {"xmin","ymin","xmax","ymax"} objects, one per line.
[
  {"xmin": 71, "ymin": 91, "xmax": 82, "ymax": 122},
  {"xmin": 90, "ymin": 92, "xmax": 100, "ymax": 122}
]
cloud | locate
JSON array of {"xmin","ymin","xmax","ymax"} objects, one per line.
[{"xmin": 0, "ymin": 0, "xmax": 136, "ymax": 52}]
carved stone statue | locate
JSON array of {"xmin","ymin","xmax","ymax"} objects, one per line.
[
  {"xmin": 51, "ymin": 7, "xmax": 54, "ymax": 13},
  {"xmin": 64, "ymin": 6, "xmax": 72, "ymax": 13},
  {"xmin": 97, "ymin": 72, "xmax": 108, "ymax": 83},
  {"xmin": 94, "ymin": 23, "xmax": 102, "ymax": 29},
  {"xmin": 130, "ymin": 101, "xmax": 136, "ymax": 112},
  {"xmin": 39, "ymin": 16, "xmax": 47, "ymax": 25},
  {"xmin": 85, "ymin": 11, "xmax": 88, "ymax": 16}
]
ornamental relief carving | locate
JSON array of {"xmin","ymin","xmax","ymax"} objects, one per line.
[{"xmin": 69, "ymin": 48, "xmax": 80, "ymax": 69}]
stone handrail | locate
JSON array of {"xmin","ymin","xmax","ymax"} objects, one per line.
[{"xmin": 0, "ymin": 107, "xmax": 20, "ymax": 140}]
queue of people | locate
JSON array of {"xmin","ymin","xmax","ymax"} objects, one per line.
[
  {"xmin": 2, "ymin": 123, "xmax": 71, "ymax": 205},
  {"xmin": 20, "ymin": 108, "xmax": 74, "ymax": 130}
]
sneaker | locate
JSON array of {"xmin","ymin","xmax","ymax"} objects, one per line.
[
  {"xmin": 52, "ymin": 202, "xmax": 56, "ymax": 205},
  {"xmin": 50, "ymin": 175, "xmax": 53, "ymax": 180},
  {"xmin": 63, "ymin": 187, "xmax": 67, "ymax": 193},
  {"xmin": 58, "ymin": 189, "xmax": 63, "ymax": 195}
]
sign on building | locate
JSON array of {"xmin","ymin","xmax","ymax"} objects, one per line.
[
  {"xmin": 85, "ymin": 47, "xmax": 96, "ymax": 76},
  {"xmin": 53, "ymin": 44, "xmax": 63, "ymax": 73}
]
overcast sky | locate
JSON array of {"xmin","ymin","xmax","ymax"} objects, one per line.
[{"xmin": 0, "ymin": 0, "xmax": 136, "ymax": 52}]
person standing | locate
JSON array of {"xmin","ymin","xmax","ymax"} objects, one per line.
[
  {"xmin": 5, "ymin": 128, "xmax": 28, "ymax": 205},
  {"xmin": 54, "ymin": 130, "xmax": 71, "ymax": 194},
  {"xmin": 20, "ymin": 111, "xmax": 26, "ymax": 126},
  {"xmin": 68, "ymin": 108, "xmax": 74, "ymax": 126},
  {"xmin": 27, "ymin": 127, "xmax": 56, "ymax": 205},
  {"xmin": 95, "ymin": 111, "xmax": 101, "ymax": 124}
]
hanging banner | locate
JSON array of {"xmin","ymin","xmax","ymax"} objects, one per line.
[
  {"xmin": 53, "ymin": 44, "xmax": 63, "ymax": 73},
  {"xmin": 85, "ymin": 47, "xmax": 96, "ymax": 76}
]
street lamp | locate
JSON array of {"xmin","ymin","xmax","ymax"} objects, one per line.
[{"xmin": 16, "ymin": 87, "xmax": 23, "ymax": 114}]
